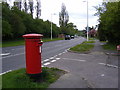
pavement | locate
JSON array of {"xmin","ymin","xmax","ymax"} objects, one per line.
[{"xmin": 46, "ymin": 40, "xmax": 119, "ymax": 88}]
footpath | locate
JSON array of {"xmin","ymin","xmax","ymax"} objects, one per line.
[{"xmin": 47, "ymin": 40, "xmax": 119, "ymax": 88}]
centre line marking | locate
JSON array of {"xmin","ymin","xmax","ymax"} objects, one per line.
[
  {"xmin": 44, "ymin": 62, "xmax": 51, "ymax": 66},
  {"xmin": 43, "ymin": 59, "xmax": 50, "ymax": 62},
  {"xmin": 58, "ymin": 53, "xmax": 62, "ymax": 55},
  {"xmin": 50, "ymin": 57, "xmax": 54, "ymax": 59},
  {"xmin": 56, "ymin": 58, "xmax": 60, "ymax": 60},
  {"xmin": 51, "ymin": 60, "xmax": 56, "ymax": 62}
]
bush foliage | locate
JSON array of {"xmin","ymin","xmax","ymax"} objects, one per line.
[{"xmin": 95, "ymin": 2, "xmax": 120, "ymax": 44}]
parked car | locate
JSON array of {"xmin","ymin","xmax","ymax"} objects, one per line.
[
  {"xmin": 71, "ymin": 35, "xmax": 74, "ymax": 39},
  {"xmin": 65, "ymin": 35, "xmax": 71, "ymax": 40}
]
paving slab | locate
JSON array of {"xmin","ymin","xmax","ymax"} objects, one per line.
[{"xmin": 47, "ymin": 40, "xmax": 118, "ymax": 88}]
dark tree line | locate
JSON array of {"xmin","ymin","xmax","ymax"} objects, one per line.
[
  {"xmin": 2, "ymin": 3, "xmax": 60, "ymax": 40},
  {"xmin": 2, "ymin": 2, "xmax": 78, "ymax": 40}
]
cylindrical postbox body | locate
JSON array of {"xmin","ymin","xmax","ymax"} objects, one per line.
[{"xmin": 23, "ymin": 34, "xmax": 43, "ymax": 75}]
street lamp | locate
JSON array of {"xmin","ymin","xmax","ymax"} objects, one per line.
[
  {"xmin": 51, "ymin": 13, "xmax": 56, "ymax": 40},
  {"xmin": 83, "ymin": 0, "xmax": 89, "ymax": 41}
]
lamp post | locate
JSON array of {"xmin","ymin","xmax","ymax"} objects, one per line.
[
  {"xmin": 83, "ymin": 0, "xmax": 89, "ymax": 41},
  {"xmin": 51, "ymin": 13, "xmax": 56, "ymax": 40}
]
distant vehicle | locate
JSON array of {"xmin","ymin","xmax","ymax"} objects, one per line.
[
  {"xmin": 65, "ymin": 35, "xmax": 71, "ymax": 40},
  {"xmin": 71, "ymin": 35, "xmax": 74, "ymax": 39}
]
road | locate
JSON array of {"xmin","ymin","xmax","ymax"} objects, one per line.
[{"xmin": 2, "ymin": 37, "xmax": 86, "ymax": 73}]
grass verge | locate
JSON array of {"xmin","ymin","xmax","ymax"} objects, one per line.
[
  {"xmin": 102, "ymin": 43, "xmax": 116, "ymax": 50},
  {"xmin": 83, "ymin": 40, "xmax": 95, "ymax": 44},
  {"xmin": 2, "ymin": 38, "xmax": 63, "ymax": 47},
  {"xmin": 89, "ymin": 38, "xmax": 96, "ymax": 40},
  {"xmin": 2, "ymin": 67, "xmax": 66, "ymax": 88},
  {"xmin": 70, "ymin": 41, "xmax": 94, "ymax": 53}
]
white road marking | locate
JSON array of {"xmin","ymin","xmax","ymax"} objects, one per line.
[
  {"xmin": 1, "ymin": 53, "xmax": 10, "ymax": 56},
  {"xmin": 67, "ymin": 48, "xmax": 70, "ymax": 50},
  {"xmin": 58, "ymin": 53, "xmax": 62, "ymax": 55},
  {"xmin": 99, "ymin": 63, "xmax": 106, "ymax": 65},
  {"xmin": 56, "ymin": 58, "xmax": 60, "ymax": 60},
  {"xmin": 54, "ymin": 55, "xmax": 58, "ymax": 57},
  {"xmin": 50, "ymin": 57, "xmax": 54, "ymax": 59},
  {"xmin": 51, "ymin": 60, "xmax": 56, "ymax": 62},
  {"xmin": 101, "ymin": 74, "xmax": 105, "ymax": 77},
  {"xmin": 62, "ymin": 58, "xmax": 86, "ymax": 62},
  {"xmin": 62, "ymin": 52, "xmax": 66, "ymax": 54},
  {"xmin": 0, "ymin": 70, "xmax": 12, "ymax": 75},
  {"xmin": 98, "ymin": 63, "xmax": 119, "ymax": 68},
  {"xmin": 2, "ymin": 53, "xmax": 25, "ymax": 59},
  {"xmin": 44, "ymin": 62, "xmax": 51, "ymax": 66},
  {"xmin": 43, "ymin": 59, "xmax": 50, "ymax": 62}
]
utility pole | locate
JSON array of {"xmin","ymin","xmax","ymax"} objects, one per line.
[
  {"xmin": 51, "ymin": 13, "xmax": 56, "ymax": 40},
  {"xmin": 86, "ymin": 0, "xmax": 89, "ymax": 41},
  {"xmin": 83, "ymin": 0, "xmax": 89, "ymax": 41}
]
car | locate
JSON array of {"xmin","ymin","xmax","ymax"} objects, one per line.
[
  {"xmin": 65, "ymin": 35, "xmax": 71, "ymax": 40},
  {"xmin": 71, "ymin": 35, "xmax": 74, "ymax": 39}
]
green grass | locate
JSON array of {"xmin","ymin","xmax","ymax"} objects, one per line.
[
  {"xmin": 70, "ymin": 42, "xmax": 94, "ymax": 53},
  {"xmin": 42, "ymin": 38, "xmax": 63, "ymax": 42},
  {"xmin": 2, "ymin": 39, "xmax": 25, "ymax": 47},
  {"xmin": 102, "ymin": 43, "xmax": 116, "ymax": 50},
  {"xmin": 100, "ymin": 41, "xmax": 107, "ymax": 43},
  {"xmin": 2, "ymin": 38, "xmax": 63, "ymax": 47},
  {"xmin": 89, "ymin": 38, "xmax": 95, "ymax": 40},
  {"xmin": 2, "ymin": 67, "xmax": 66, "ymax": 88},
  {"xmin": 83, "ymin": 40, "xmax": 95, "ymax": 44}
]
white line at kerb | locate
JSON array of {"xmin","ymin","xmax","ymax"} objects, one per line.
[{"xmin": 0, "ymin": 70, "xmax": 12, "ymax": 75}]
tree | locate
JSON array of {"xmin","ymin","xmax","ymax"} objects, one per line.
[
  {"xmin": 95, "ymin": 2, "xmax": 120, "ymax": 44},
  {"xmin": 29, "ymin": 0, "xmax": 34, "ymax": 17},
  {"xmin": 59, "ymin": 3, "xmax": 69, "ymax": 34},
  {"xmin": 36, "ymin": 0, "xmax": 41, "ymax": 19},
  {"xmin": 2, "ymin": 2, "xmax": 61, "ymax": 40},
  {"xmin": 24, "ymin": 0, "xmax": 28, "ymax": 13},
  {"xmin": 2, "ymin": 20, "xmax": 13, "ymax": 40},
  {"xmin": 14, "ymin": 0, "xmax": 22, "ymax": 10}
]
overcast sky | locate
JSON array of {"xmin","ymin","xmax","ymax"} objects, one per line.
[
  {"xmin": 7, "ymin": 0, "xmax": 103, "ymax": 30},
  {"xmin": 40, "ymin": 0, "xmax": 103, "ymax": 30}
]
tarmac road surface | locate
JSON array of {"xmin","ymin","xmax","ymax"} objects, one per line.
[{"xmin": 1, "ymin": 37, "xmax": 86, "ymax": 73}]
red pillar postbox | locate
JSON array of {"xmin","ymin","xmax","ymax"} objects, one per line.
[{"xmin": 23, "ymin": 34, "xmax": 43, "ymax": 75}]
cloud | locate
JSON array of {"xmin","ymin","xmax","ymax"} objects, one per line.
[
  {"xmin": 7, "ymin": 0, "xmax": 102, "ymax": 30},
  {"xmin": 40, "ymin": 0, "xmax": 102, "ymax": 30}
]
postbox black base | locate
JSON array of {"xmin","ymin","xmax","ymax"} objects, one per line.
[{"xmin": 27, "ymin": 73, "xmax": 43, "ymax": 82}]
